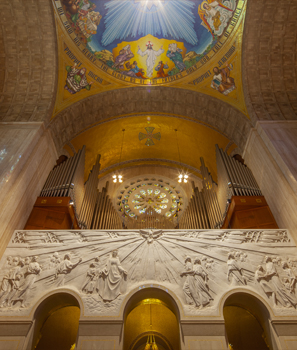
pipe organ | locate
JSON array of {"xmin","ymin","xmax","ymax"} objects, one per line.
[
  {"xmin": 78, "ymin": 155, "xmax": 101, "ymax": 229},
  {"xmin": 179, "ymin": 147, "xmax": 277, "ymax": 230},
  {"xmin": 215, "ymin": 144, "xmax": 262, "ymax": 218},
  {"xmin": 25, "ymin": 148, "xmax": 122, "ymax": 230},
  {"xmin": 25, "ymin": 145, "xmax": 278, "ymax": 231},
  {"xmin": 40, "ymin": 146, "xmax": 86, "ymax": 216},
  {"xmin": 200, "ymin": 158, "xmax": 223, "ymax": 229},
  {"xmin": 124, "ymin": 208, "xmax": 175, "ymax": 230},
  {"xmin": 179, "ymin": 182, "xmax": 210, "ymax": 230},
  {"xmin": 91, "ymin": 182, "xmax": 123, "ymax": 230}
]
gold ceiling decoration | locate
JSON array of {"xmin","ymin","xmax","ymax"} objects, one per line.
[
  {"xmin": 51, "ymin": 0, "xmax": 248, "ymax": 118},
  {"xmin": 66, "ymin": 115, "xmax": 236, "ymax": 181},
  {"xmin": 139, "ymin": 127, "xmax": 161, "ymax": 146}
]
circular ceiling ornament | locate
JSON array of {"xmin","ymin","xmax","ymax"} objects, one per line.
[{"xmin": 116, "ymin": 175, "xmax": 186, "ymax": 221}]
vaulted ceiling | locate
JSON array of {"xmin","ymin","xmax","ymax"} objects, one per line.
[{"xmin": 0, "ymin": 0, "xmax": 296, "ymax": 179}]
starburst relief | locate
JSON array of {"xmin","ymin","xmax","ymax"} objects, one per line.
[{"xmin": 134, "ymin": 0, "xmax": 164, "ymax": 10}]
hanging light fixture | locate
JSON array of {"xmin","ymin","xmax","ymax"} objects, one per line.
[
  {"xmin": 112, "ymin": 129, "xmax": 125, "ymax": 183},
  {"xmin": 175, "ymin": 129, "xmax": 189, "ymax": 183},
  {"xmin": 145, "ymin": 334, "xmax": 158, "ymax": 350},
  {"xmin": 144, "ymin": 304, "xmax": 159, "ymax": 350}
]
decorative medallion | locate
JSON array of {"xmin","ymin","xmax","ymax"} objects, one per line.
[{"xmin": 139, "ymin": 127, "xmax": 161, "ymax": 146}]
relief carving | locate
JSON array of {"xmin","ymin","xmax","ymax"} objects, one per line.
[
  {"xmin": 0, "ymin": 229, "xmax": 297, "ymax": 315},
  {"xmin": 101, "ymin": 250, "xmax": 127, "ymax": 302},
  {"xmin": 55, "ymin": 254, "xmax": 82, "ymax": 286},
  {"xmin": 255, "ymin": 256, "xmax": 297, "ymax": 308},
  {"xmin": 180, "ymin": 257, "xmax": 213, "ymax": 309},
  {"xmin": 226, "ymin": 252, "xmax": 247, "ymax": 286}
]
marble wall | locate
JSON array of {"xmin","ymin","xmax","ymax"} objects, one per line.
[
  {"xmin": 243, "ymin": 121, "xmax": 297, "ymax": 244},
  {"xmin": 0, "ymin": 122, "xmax": 58, "ymax": 258},
  {"xmin": 0, "ymin": 228, "xmax": 296, "ymax": 349}
]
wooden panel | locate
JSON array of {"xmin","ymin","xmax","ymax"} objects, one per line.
[
  {"xmin": 221, "ymin": 196, "xmax": 278, "ymax": 229},
  {"xmin": 24, "ymin": 197, "xmax": 79, "ymax": 230}
]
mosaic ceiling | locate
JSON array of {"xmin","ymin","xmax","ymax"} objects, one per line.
[
  {"xmin": 65, "ymin": 115, "xmax": 236, "ymax": 180},
  {"xmin": 49, "ymin": 0, "xmax": 250, "ymax": 182},
  {"xmin": 52, "ymin": 0, "xmax": 248, "ymax": 118}
]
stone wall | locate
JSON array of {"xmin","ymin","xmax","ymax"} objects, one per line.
[
  {"xmin": 0, "ymin": 229, "xmax": 296, "ymax": 349},
  {"xmin": 243, "ymin": 121, "xmax": 297, "ymax": 244},
  {"xmin": 0, "ymin": 123, "xmax": 58, "ymax": 258}
]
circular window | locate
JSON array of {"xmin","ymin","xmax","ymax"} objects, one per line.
[{"xmin": 117, "ymin": 177, "xmax": 183, "ymax": 220}]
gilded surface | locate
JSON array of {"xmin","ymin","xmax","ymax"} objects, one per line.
[
  {"xmin": 52, "ymin": 0, "xmax": 248, "ymax": 118},
  {"xmin": 68, "ymin": 115, "xmax": 236, "ymax": 179}
]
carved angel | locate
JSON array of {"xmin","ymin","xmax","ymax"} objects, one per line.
[
  {"xmin": 139, "ymin": 229, "xmax": 163, "ymax": 244},
  {"xmin": 198, "ymin": 0, "xmax": 234, "ymax": 38}
]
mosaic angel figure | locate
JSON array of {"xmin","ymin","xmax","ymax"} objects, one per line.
[{"xmin": 198, "ymin": 0, "xmax": 235, "ymax": 38}]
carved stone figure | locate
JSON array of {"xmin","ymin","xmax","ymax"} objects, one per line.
[
  {"xmin": 263, "ymin": 256, "xmax": 297, "ymax": 308},
  {"xmin": 193, "ymin": 258, "xmax": 213, "ymax": 308},
  {"xmin": 139, "ymin": 229, "xmax": 163, "ymax": 244},
  {"xmin": 82, "ymin": 263, "xmax": 97, "ymax": 294},
  {"xmin": 0, "ymin": 257, "xmax": 23, "ymax": 307},
  {"xmin": 180, "ymin": 257, "xmax": 201, "ymax": 308},
  {"xmin": 55, "ymin": 254, "xmax": 82, "ymax": 286},
  {"xmin": 282, "ymin": 262, "xmax": 297, "ymax": 294},
  {"xmin": 5, "ymin": 256, "xmax": 13, "ymax": 267},
  {"xmin": 101, "ymin": 250, "xmax": 127, "ymax": 302},
  {"xmin": 13, "ymin": 256, "xmax": 42, "ymax": 308},
  {"xmin": 94, "ymin": 257, "xmax": 102, "ymax": 293},
  {"xmin": 49, "ymin": 252, "xmax": 61, "ymax": 269},
  {"xmin": 5, "ymin": 259, "xmax": 25, "ymax": 307},
  {"xmin": 227, "ymin": 253, "xmax": 246, "ymax": 285},
  {"xmin": 255, "ymin": 265, "xmax": 276, "ymax": 304}
]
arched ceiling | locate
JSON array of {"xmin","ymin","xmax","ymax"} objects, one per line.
[
  {"xmin": 242, "ymin": 0, "xmax": 297, "ymax": 123},
  {"xmin": 49, "ymin": 87, "xmax": 251, "ymax": 153},
  {"xmin": 0, "ymin": 0, "xmax": 296, "ymax": 181},
  {"xmin": 66, "ymin": 115, "xmax": 237, "ymax": 180},
  {"xmin": 1, "ymin": 0, "xmax": 296, "ymax": 125},
  {"xmin": 0, "ymin": 0, "xmax": 57, "ymax": 122}
]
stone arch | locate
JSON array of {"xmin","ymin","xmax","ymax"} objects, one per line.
[
  {"xmin": 221, "ymin": 290, "xmax": 277, "ymax": 350},
  {"xmin": 122, "ymin": 287, "xmax": 182, "ymax": 350},
  {"xmin": 48, "ymin": 87, "xmax": 252, "ymax": 154},
  {"xmin": 242, "ymin": 0, "xmax": 297, "ymax": 124},
  {"xmin": 0, "ymin": 0, "xmax": 58, "ymax": 122},
  {"xmin": 28, "ymin": 291, "xmax": 82, "ymax": 350}
]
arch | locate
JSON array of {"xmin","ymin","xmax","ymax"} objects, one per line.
[
  {"xmin": 29, "ymin": 291, "xmax": 81, "ymax": 350},
  {"xmin": 222, "ymin": 291, "xmax": 277, "ymax": 350},
  {"xmin": 131, "ymin": 332, "xmax": 173, "ymax": 350},
  {"xmin": 242, "ymin": 0, "xmax": 297, "ymax": 123},
  {"xmin": 0, "ymin": 0, "xmax": 58, "ymax": 123},
  {"xmin": 123, "ymin": 287, "xmax": 181, "ymax": 350},
  {"xmin": 49, "ymin": 87, "xmax": 252, "ymax": 153}
]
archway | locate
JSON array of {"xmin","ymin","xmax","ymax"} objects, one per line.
[
  {"xmin": 30, "ymin": 292, "xmax": 81, "ymax": 350},
  {"xmin": 223, "ymin": 292, "xmax": 275, "ymax": 350},
  {"xmin": 124, "ymin": 288, "xmax": 181, "ymax": 350}
]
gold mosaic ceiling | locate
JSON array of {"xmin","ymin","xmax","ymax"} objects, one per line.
[
  {"xmin": 65, "ymin": 115, "xmax": 236, "ymax": 180},
  {"xmin": 54, "ymin": 0, "xmax": 246, "ymax": 177}
]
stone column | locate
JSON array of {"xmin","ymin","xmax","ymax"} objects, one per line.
[
  {"xmin": 77, "ymin": 320, "xmax": 123, "ymax": 350},
  {"xmin": 0, "ymin": 122, "xmax": 58, "ymax": 258},
  {"xmin": 243, "ymin": 121, "xmax": 297, "ymax": 244},
  {"xmin": 181, "ymin": 320, "xmax": 228, "ymax": 350}
]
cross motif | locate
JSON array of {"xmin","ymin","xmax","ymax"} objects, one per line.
[{"xmin": 139, "ymin": 127, "xmax": 161, "ymax": 146}]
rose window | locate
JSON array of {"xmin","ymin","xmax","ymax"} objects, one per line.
[{"xmin": 116, "ymin": 178, "xmax": 183, "ymax": 220}]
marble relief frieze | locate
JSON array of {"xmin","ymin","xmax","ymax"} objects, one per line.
[{"xmin": 0, "ymin": 229, "xmax": 297, "ymax": 317}]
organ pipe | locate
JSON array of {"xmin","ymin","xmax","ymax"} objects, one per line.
[{"xmin": 215, "ymin": 144, "xmax": 263, "ymax": 222}]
